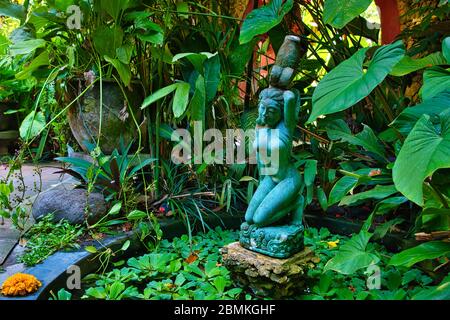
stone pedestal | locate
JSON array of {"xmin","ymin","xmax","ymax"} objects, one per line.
[
  {"xmin": 240, "ymin": 222, "xmax": 304, "ymax": 258},
  {"xmin": 221, "ymin": 242, "xmax": 318, "ymax": 299}
]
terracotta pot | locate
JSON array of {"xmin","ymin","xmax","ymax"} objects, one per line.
[{"xmin": 66, "ymin": 79, "xmax": 143, "ymax": 154}]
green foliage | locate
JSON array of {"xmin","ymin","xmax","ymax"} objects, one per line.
[
  {"xmin": 443, "ymin": 37, "xmax": 450, "ymax": 63},
  {"xmin": 56, "ymin": 140, "xmax": 156, "ymax": 209},
  {"xmin": 300, "ymin": 227, "xmax": 441, "ymax": 300},
  {"xmin": 323, "ymin": 231, "xmax": 379, "ymax": 275},
  {"xmin": 339, "ymin": 185, "xmax": 398, "ymax": 206},
  {"xmin": 393, "ymin": 114, "xmax": 450, "ymax": 206},
  {"xmin": 49, "ymin": 288, "xmax": 73, "ymax": 300},
  {"xmin": 19, "ymin": 111, "xmax": 46, "ymax": 141},
  {"xmin": 0, "ymin": 180, "xmax": 29, "ymax": 232},
  {"xmin": 141, "ymin": 83, "xmax": 179, "ymax": 109},
  {"xmin": 327, "ymin": 124, "xmax": 387, "ymax": 161},
  {"xmin": 421, "ymin": 67, "xmax": 450, "ymax": 101},
  {"xmin": 307, "ymin": 41, "xmax": 405, "ymax": 123},
  {"xmin": 389, "ymin": 241, "xmax": 450, "ymax": 268},
  {"xmin": 0, "ymin": 0, "xmax": 26, "ymax": 22},
  {"xmin": 142, "ymin": 51, "xmax": 221, "ymax": 123},
  {"xmin": 390, "ymin": 52, "xmax": 447, "ymax": 76},
  {"xmin": 412, "ymin": 279, "xmax": 450, "ymax": 300},
  {"xmin": 82, "ymin": 227, "xmax": 242, "ymax": 300},
  {"xmin": 19, "ymin": 215, "xmax": 84, "ymax": 266},
  {"xmin": 328, "ymin": 168, "xmax": 374, "ymax": 205},
  {"xmin": 392, "ymin": 91, "xmax": 450, "ymax": 135},
  {"xmin": 239, "ymin": 0, "xmax": 293, "ymax": 44},
  {"xmin": 323, "ymin": 0, "xmax": 373, "ymax": 29}
]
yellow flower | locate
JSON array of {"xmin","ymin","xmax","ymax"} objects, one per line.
[
  {"xmin": 1, "ymin": 273, "xmax": 42, "ymax": 297},
  {"xmin": 327, "ymin": 239, "xmax": 340, "ymax": 249}
]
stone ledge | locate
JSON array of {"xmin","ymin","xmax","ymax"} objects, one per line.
[{"xmin": 221, "ymin": 242, "xmax": 319, "ymax": 298}]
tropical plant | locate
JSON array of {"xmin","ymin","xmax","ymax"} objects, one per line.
[
  {"xmin": 55, "ymin": 140, "xmax": 156, "ymax": 211},
  {"xmin": 82, "ymin": 227, "xmax": 243, "ymax": 300},
  {"xmin": 19, "ymin": 214, "xmax": 84, "ymax": 266},
  {"xmin": 306, "ymin": 31, "xmax": 450, "ymax": 278}
]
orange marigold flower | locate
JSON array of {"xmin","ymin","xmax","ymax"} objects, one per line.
[{"xmin": 1, "ymin": 273, "xmax": 42, "ymax": 297}]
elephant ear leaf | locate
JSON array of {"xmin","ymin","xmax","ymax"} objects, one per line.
[
  {"xmin": 393, "ymin": 113, "xmax": 450, "ymax": 206},
  {"xmin": 323, "ymin": 230, "xmax": 379, "ymax": 275},
  {"xmin": 307, "ymin": 41, "xmax": 405, "ymax": 124},
  {"xmin": 323, "ymin": 0, "xmax": 372, "ymax": 29},
  {"xmin": 239, "ymin": 0, "xmax": 293, "ymax": 44}
]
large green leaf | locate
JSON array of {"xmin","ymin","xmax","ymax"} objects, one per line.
[
  {"xmin": 304, "ymin": 160, "xmax": 317, "ymax": 187},
  {"xmin": 173, "ymin": 82, "xmax": 190, "ymax": 119},
  {"xmin": 172, "ymin": 52, "xmax": 216, "ymax": 74},
  {"xmin": 133, "ymin": 15, "xmax": 164, "ymax": 45},
  {"xmin": 412, "ymin": 281, "xmax": 450, "ymax": 300},
  {"xmin": 443, "ymin": 36, "xmax": 450, "ymax": 64},
  {"xmin": 307, "ymin": 41, "xmax": 405, "ymax": 123},
  {"xmin": 93, "ymin": 26, "xmax": 124, "ymax": 59},
  {"xmin": 389, "ymin": 241, "xmax": 450, "ymax": 268},
  {"xmin": 189, "ymin": 75, "xmax": 206, "ymax": 124},
  {"xmin": 421, "ymin": 207, "xmax": 450, "ymax": 231},
  {"xmin": 391, "ymin": 91, "xmax": 450, "ymax": 135},
  {"xmin": 10, "ymin": 39, "xmax": 46, "ymax": 56},
  {"xmin": 239, "ymin": 0, "xmax": 293, "ymax": 44},
  {"xmin": 20, "ymin": 111, "xmax": 46, "ymax": 141},
  {"xmin": 323, "ymin": 231, "xmax": 379, "ymax": 275},
  {"xmin": 141, "ymin": 83, "xmax": 179, "ymax": 109},
  {"xmin": 328, "ymin": 168, "xmax": 374, "ymax": 205},
  {"xmin": 0, "ymin": 34, "xmax": 9, "ymax": 55},
  {"xmin": 0, "ymin": 0, "xmax": 26, "ymax": 21},
  {"xmin": 229, "ymin": 38, "xmax": 259, "ymax": 76},
  {"xmin": 390, "ymin": 52, "xmax": 447, "ymax": 76},
  {"xmin": 339, "ymin": 185, "xmax": 398, "ymax": 206},
  {"xmin": 421, "ymin": 67, "xmax": 450, "ymax": 101},
  {"xmin": 116, "ymin": 45, "xmax": 133, "ymax": 65},
  {"xmin": 203, "ymin": 54, "xmax": 221, "ymax": 103},
  {"xmin": 15, "ymin": 51, "xmax": 50, "ymax": 80},
  {"xmin": 393, "ymin": 114, "xmax": 450, "ymax": 205},
  {"xmin": 323, "ymin": 0, "xmax": 372, "ymax": 29},
  {"xmin": 99, "ymin": 0, "xmax": 131, "ymax": 21},
  {"xmin": 104, "ymin": 56, "xmax": 131, "ymax": 86},
  {"xmin": 327, "ymin": 124, "xmax": 387, "ymax": 161},
  {"xmin": 372, "ymin": 196, "xmax": 408, "ymax": 215}
]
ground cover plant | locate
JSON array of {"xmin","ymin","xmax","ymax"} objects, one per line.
[
  {"xmin": 48, "ymin": 227, "xmax": 448, "ymax": 300},
  {"xmin": 18, "ymin": 214, "xmax": 84, "ymax": 266}
]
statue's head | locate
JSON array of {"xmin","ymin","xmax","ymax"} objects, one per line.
[{"xmin": 257, "ymin": 87, "xmax": 284, "ymax": 128}]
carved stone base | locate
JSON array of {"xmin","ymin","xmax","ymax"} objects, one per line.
[
  {"xmin": 221, "ymin": 242, "xmax": 318, "ymax": 298},
  {"xmin": 239, "ymin": 222, "xmax": 304, "ymax": 258}
]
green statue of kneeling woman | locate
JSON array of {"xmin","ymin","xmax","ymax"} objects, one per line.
[{"xmin": 240, "ymin": 35, "xmax": 305, "ymax": 258}]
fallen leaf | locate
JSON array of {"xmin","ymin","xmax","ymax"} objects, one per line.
[{"xmin": 185, "ymin": 252, "xmax": 199, "ymax": 264}]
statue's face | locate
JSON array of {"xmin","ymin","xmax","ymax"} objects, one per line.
[{"xmin": 258, "ymin": 100, "xmax": 281, "ymax": 128}]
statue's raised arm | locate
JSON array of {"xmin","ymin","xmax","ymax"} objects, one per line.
[{"xmin": 283, "ymin": 89, "xmax": 300, "ymax": 137}]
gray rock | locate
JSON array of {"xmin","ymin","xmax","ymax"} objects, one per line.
[{"xmin": 32, "ymin": 189, "xmax": 107, "ymax": 225}]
